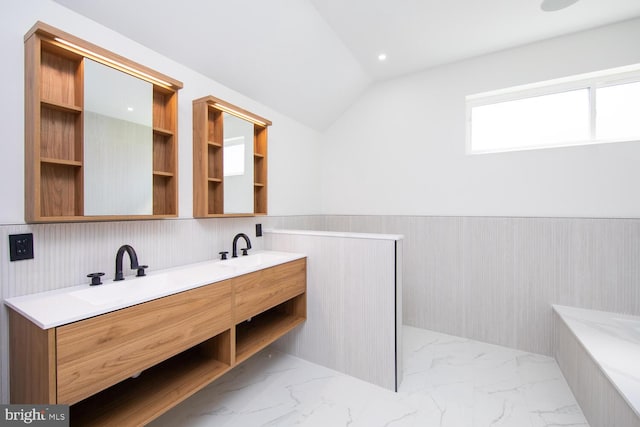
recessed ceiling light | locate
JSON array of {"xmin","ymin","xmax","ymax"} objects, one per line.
[
  {"xmin": 540, "ymin": 0, "xmax": 580, "ymax": 12},
  {"xmin": 378, "ymin": 53, "xmax": 387, "ymax": 61}
]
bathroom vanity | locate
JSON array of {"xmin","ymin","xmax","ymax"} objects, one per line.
[{"xmin": 5, "ymin": 251, "xmax": 306, "ymax": 426}]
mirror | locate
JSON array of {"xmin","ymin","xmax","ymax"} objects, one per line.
[
  {"xmin": 83, "ymin": 59, "xmax": 154, "ymax": 216},
  {"xmin": 223, "ymin": 113, "xmax": 254, "ymax": 214}
]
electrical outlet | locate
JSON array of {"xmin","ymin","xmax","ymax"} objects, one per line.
[
  {"xmin": 9, "ymin": 233, "xmax": 34, "ymax": 261},
  {"xmin": 256, "ymin": 223, "xmax": 262, "ymax": 237}
]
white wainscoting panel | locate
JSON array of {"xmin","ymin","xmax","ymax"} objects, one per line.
[{"xmin": 264, "ymin": 215, "xmax": 640, "ymax": 358}]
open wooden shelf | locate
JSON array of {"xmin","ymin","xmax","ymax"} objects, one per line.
[
  {"xmin": 70, "ymin": 333, "xmax": 232, "ymax": 427},
  {"xmin": 41, "ymin": 99, "xmax": 82, "ymax": 113},
  {"xmin": 193, "ymin": 99, "xmax": 224, "ymax": 216},
  {"xmin": 207, "ymin": 146, "xmax": 222, "ymax": 180},
  {"xmin": 152, "ymin": 89, "xmax": 178, "ymax": 216},
  {"xmin": 235, "ymin": 293, "xmax": 306, "ymax": 365},
  {"xmin": 153, "ymin": 175, "xmax": 176, "ymax": 216},
  {"xmin": 39, "ymin": 162, "xmax": 82, "ymax": 217},
  {"xmin": 39, "ymin": 44, "xmax": 82, "ymax": 106},
  {"xmin": 41, "ymin": 157, "xmax": 82, "ymax": 167},
  {"xmin": 153, "ymin": 126, "xmax": 174, "ymax": 137},
  {"xmin": 236, "ymin": 313, "xmax": 305, "ymax": 365},
  {"xmin": 253, "ymin": 125, "xmax": 268, "ymax": 214},
  {"xmin": 254, "ymin": 186, "xmax": 267, "ymax": 215},
  {"xmin": 207, "ymin": 180, "xmax": 222, "ymax": 214},
  {"xmin": 26, "ymin": 36, "xmax": 84, "ymax": 222}
]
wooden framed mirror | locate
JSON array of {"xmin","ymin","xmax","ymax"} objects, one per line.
[
  {"xmin": 192, "ymin": 96, "xmax": 271, "ymax": 217},
  {"xmin": 24, "ymin": 22, "xmax": 183, "ymax": 223}
]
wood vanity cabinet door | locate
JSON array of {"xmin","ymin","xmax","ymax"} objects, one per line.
[
  {"xmin": 55, "ymin": 281, "xmax": 232, "ymax": 404},
  {"xmin": 234, "ymin": 258, "xmax": 306, "ymax": 322}
]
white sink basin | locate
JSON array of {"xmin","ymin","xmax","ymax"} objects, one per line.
[
  {"xmin": 69, "ymin": 274, "xmax": 171, "ymax": 306},
  {"xmin": 69, "ymin": 253, "xmax": 292, "ymax": 307},
  {"xmin": 69, "ymin": 262, "xmax": 237, "ymax": 306},
  {"xmin": 219, "ymin": 252, "xmax": 292, "ymax": 269}
]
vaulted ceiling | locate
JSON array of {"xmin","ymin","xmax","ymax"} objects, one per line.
[{"xmin": 53, "ymin": 0, "xmax": 640, "ymax": 130}]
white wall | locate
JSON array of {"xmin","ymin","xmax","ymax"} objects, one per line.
[
  {"xmin": 0, "ymin": 0, "xmax": 322, "ymax": 225},
  {"xmin": 321, "ymin": 18, "xmax": 640, "ymax": 217}
]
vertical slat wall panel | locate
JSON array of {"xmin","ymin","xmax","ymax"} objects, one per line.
[
  {"xmin": 264, "ymin": 215, "xmax": 640, "ymax": 358},
  {"xmin": 265, "ymin": 230, "xmax": 401, "ymax": 391}
]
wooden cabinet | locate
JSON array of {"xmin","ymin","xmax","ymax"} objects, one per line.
[
  {"xmin": 234, "ymin": 259, "xmax": 306, "ymax": 322},
  {"xmin": 192, "ymin": 96, "xmax": 271, "ymax": 217},
  {"xmin": 26, "ymin": 39, "xmax": 84, "ymax": 220},
  {"xmin": 192, "ymin": 100, "xmax": 224, "ymax": 215},
  {"xmin": 24, "ymin": 22, "xmax": 183, "ymax": 222},
  {"xmin": 56, "ymin": 282, "xmax": 232, "ymax": 404},
  {"xmin": 9, "ymin": 258, "xmax": 306, "ymax": 426},
  {"xmin": 254, "ymin": 125, "xmax": 268, "ymax": 214},
  {"xmin": 152, "ymin": 88, "xmax": 179, "ymax": 216}
]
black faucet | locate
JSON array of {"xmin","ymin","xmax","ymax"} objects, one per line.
[
  {"xmin": 114, "ymin": 244, "xmax": 148, "ymax": 281},
  {"xmin": 232, "ymin": 233, "xmax": 252, "ymax": 258}
]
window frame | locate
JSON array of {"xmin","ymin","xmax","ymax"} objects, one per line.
[{"xmin": 465, "ymin": 64, "xmax": 640, "ymax": 154}]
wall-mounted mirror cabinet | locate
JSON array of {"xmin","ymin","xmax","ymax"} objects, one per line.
[
  {"xmin": 24, "ymin": 22, "xmax": 183, "ymax": 223},
  {"xmin": 193, "ymin": 96, "xmax": 271, "ymax": 217}
]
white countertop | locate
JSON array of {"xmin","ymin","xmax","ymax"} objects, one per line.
[
  {"xmin": 553, "ymin": 304, "xmax": 640, "ymax": 416},
  {"xmin": 4, "ymin": 250, "xmax": 305, "ymax": 330},
  {"xmin": 265, "ymin": 229, "xmax": 404, "ymax": 241}
]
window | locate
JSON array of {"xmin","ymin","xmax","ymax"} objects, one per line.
[
  {"xmin": 223, "ymin": 137, "xmax": 245, "ymax": 176},
  {"xmin": 466, "ymin": 64, "xmax": 640, "ymax": 154},
  {"xmin": 596, "ymin": 81, "xmax": 640, "ymax": 141}
]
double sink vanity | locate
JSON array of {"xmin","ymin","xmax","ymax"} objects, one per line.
[
  {"xmin": 6, "ymin": 250, "xmax": 307, "ymax": 426},
  {"xmin": 10, "ymin": 19, "xmax": 305, "ymax": 426}
]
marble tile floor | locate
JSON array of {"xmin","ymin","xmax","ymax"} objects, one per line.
[{"xmin": 151, "ymin": 326, "xmax": 588, "ymax": 427}]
